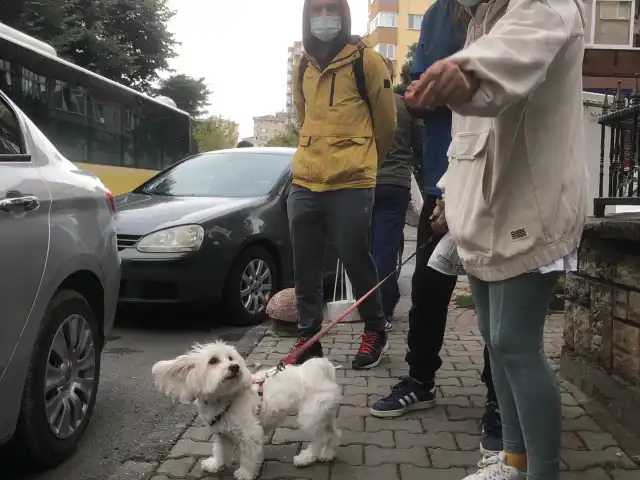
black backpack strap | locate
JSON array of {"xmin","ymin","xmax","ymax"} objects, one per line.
[
  {"xmin": 298, "ymin": 56, "xmax": 309, "ymax": 102},
  {"xmin": 353, "ymin": 42, "xmax": 373, "ymax": 123}
]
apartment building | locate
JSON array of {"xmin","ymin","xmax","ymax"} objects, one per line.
[
  {"xmin": 286, "ymin": 41, "xmax": 304, "ymax": 125},
  {"xmin": 583, "ymin": 0, "xmax": 640, "ymax": 92},
  {"xmin": 367, "ymin": 0, "xmax": 434, "ymax": 84},
  {"xmin": 252, "ymin": 112, "xmax": 289, "ymax": 146},
  {"xmin": 368, "ymin": 0, "xmax": 639, "ymax": 92}
]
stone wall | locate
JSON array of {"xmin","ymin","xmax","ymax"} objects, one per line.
[{"xmin": 562, "ymin": 214, "xmax": 640, "ymax": 434}]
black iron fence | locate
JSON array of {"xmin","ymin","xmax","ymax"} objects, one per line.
[{"xmin": 594, "ymin": 79, "xmax": 640, "ymax": 217}]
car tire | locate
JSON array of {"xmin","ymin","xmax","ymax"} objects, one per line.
[
  {"xmin": 225, "ymin": 246, "xmax": 278, "ymax": 326},
  {"xmin": 13, "ymin": 289, "xmax": 101, "ymax": 469}
]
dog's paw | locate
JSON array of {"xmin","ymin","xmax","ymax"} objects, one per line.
[
  {"xmin": 318, "ymin": 447, "xmax": 337, "ymax": 463},
  {"xmin": 233, "ymin": 467, "xmax": 256, "ymax": 480},
  {"xmin": 293, "ymin": 450, "xmax": 317, "ymax": 467},
  {"xmin": 201, "ymin": 457, "xmax": 224, "ymax": 473}
]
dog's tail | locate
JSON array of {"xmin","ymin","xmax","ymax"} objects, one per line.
[{"xmin": 304, "ymin": 357, "xmax": 338, "ymax": 383}]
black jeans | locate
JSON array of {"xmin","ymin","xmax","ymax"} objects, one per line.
[
  {"xmin": 371, "ymin": 184, "xmax": 411, "ymax": 316},
  {"xmin": 406, "ymin": 194, "xmax": 496, "ymax": 403},
  {"xmin": 287, "ymin": 185, "xmax": 387, "ymax": 337}
]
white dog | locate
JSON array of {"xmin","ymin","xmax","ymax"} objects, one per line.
[{"xmin": 152, "ymin": 341, "xmax": 341, "ymax": 480}]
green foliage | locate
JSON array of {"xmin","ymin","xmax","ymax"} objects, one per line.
[
  {"xmin": 0, "ymin": 0, "xmax": 177, "ymax": 92},
  {"xmin": 393, "ymin": 43, "xmax": 417, "ymax": 94},
  {"xmin": 554, "ymin": 275, "xmax": 566, "ymax": 295},
  {"xmin": 192, "ymin": 116, "xmax": 239, "ymax": 152},
  {"xmin": 266, "ymin": 125, "xmax": 300, "ymax": 147},
  {"xmin": 454, "ymin": 294, "xmax": 475, "ymax": 310},
  {"xmin": 155, "ymin": 74, "xmax": 211, "ymax": 117}
]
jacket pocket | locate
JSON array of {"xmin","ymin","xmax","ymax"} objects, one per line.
[
  {"xmin": 325, "ymin": 136, "xmax": 372, "ymax": 185},
  {"xmin": 445, "ymin": 130, "xmax": 494, "ymax": 258}
]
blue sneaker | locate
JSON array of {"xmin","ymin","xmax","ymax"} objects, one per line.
[
  {"xmin": 370, "ymin": 377, "xmax": 436, "ymax": 418},
  {"xmin": 480, "ymin": 401, "xmax": 503, "ymax": 455}
]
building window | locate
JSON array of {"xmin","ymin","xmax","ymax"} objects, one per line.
[
  {"xmin": 370, "ymin": 11, "xmax": 397, "ymax": 32},
  {"xmin": 375, "ymin": 43, "xmax": 396, "ymax": 60},
  {"xmin": 21, "ymin": 68, "xmax": 47, "ymax": 101},
  {"xmin": 586, "ymin": 0, "xmax": 638, "ymax": 47},
  {"xmin": 408, "ymin": 14, "xmax": 422, "ymax": 30}
]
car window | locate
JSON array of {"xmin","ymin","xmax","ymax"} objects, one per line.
[
  {"xmin": 0, "ymin": 98, "xmax": 22, "ymax": 155},
  {"xmin": 140, "ymin": 151, "xmax": 292, "ymax": 198}
]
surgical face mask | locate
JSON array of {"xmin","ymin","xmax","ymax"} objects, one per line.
[
  {"xmin": 310, "ymin": 15, "xmax": 341, "ymax": 42},
  {"xmin": 456, "ymin": 0, "xmax": 484, "ymax": 5}
]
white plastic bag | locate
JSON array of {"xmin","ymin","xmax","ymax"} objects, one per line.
[
  {"xmin": 406, "ymin": 172, "xmax": 423, "ymax": 227},
  {"xmin": 326, "ymin": 259, "xmax": 362, "ymax": 323},
  {"xmin": 427, "ymin": 232, "xmax": 466, "ymax": 276}
]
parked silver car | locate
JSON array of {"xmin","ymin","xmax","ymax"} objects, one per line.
[{"xmin": 0, "ymin": 90, "xmax": 120, "ymax": 467}]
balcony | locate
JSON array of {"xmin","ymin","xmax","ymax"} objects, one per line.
[{"xmin": 592, "ymin": 80, "xmax": 640, "ymax": 217}]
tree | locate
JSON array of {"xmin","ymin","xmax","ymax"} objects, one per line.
[
  {"xmin": 155, "ymin": 74, "xmax": 211, "ymax": 117},
  {"xmin": 266, "ymin": 125, "xmax": 299, "ymax": 147},
  {"xmin": 0, "ymin": 0, "xmax": 177, "ymax": 92},
  {"xmin": 192, "ymin": 116, "xmax": 239, "ymax": 152},
  {"xmin": 394, "ymin": 43, "xmax": 418, "ymax": 96}
]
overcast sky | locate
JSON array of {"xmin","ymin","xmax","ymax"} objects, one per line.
[{"xmin": 166, "ymin": 0, "xmax": 368, "ymax": 137}]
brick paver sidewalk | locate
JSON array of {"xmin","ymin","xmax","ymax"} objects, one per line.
[{"xmin": 149, "ymin": 299, "xmax": 639, "ymax": 480}]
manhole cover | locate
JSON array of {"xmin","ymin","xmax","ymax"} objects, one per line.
[{"xmin": 104, "ymin": 347, "xmax": 142, "ymax": 355}]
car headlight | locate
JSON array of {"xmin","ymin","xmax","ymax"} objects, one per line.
[{"xmin": 136, "ymin": 225, "xmax": 205, "ymax": 253}]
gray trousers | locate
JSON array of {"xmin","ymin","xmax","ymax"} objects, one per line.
[
  {"xmin": 469, "ymin": 272, "xmax": 561, "ymax": 480},
  {"xmin": 287, "ymin": 185, "xmax": 386, "ymax": 336}
]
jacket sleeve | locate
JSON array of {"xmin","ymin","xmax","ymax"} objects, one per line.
[
  {"xmin": 292, "ymin": 58, "xmax": 305, "ymax": 127},
  {"xmin": 447, "ymin": 0, "xmax": 581, "ymax": 117},
  {"xmin": 364, "ymin": 49, "xmax": 397, "ymax": 165},
  {"xmin": 410, "ymin": 116, "xmax": 423, "ymax": 166}
]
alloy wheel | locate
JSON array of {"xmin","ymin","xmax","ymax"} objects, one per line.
[
  {"xmin": 239, "ymin": 259, "xmax": 273, "ymax": 315},
  {"xmin": 44, "ymin": 314, "xmax": 96, "ymax": 439}
]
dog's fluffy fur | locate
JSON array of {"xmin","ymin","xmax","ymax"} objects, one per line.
[{"xmin": 152, "ymin": 341, "xmax": 341, "ymax": 480}]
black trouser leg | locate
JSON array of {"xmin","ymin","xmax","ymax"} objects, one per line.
[
  {"xmin": 325, "ymin": 188, "xmax": 386, "ymax": 333},
  {"xmin": 406, "ymin": 195, "xmax": 458, "ymax": 387},
  {"xmin": 482, "ymin": 344, "xmax": 497, "ymax": 403}
]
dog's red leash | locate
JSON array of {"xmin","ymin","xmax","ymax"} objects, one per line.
[{"xmin": 278, "ymin": 243, "xmax": 425, "ymax": 368}]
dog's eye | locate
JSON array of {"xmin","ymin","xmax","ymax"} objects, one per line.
[
  {"xmin": 208, "ymin": 357, "xmax": 218, "ymax": 365},
  {"xmin": 228, "ymin": 356, "xmax": 233, "ymax": 361}
]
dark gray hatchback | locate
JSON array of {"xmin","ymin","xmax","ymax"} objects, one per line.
[{"xmin": 115, "ymin": 147, "xmax": 336, "ymax": 326}]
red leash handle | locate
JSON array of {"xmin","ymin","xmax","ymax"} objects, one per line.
[{"xmin": 281, "ymin": 242, "xmax": 425, "ymax": 366}]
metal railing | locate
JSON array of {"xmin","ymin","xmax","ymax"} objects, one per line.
[{"xmin": 593, "ymin": 78, "xmax": 640, "ymax": 217}]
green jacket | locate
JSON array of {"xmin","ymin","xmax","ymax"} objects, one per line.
[{"xmin": 376, "ymin": 94, "xmax": 422, "ymax": 189}]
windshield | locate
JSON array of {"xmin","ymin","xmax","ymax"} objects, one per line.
[{"xmin": 140, "ymin": 151, "xmax": 292, "ymax": 198}]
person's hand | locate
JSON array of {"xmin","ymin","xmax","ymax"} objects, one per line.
[
  {"xmin": 429, "ymin": 198, "xmax": 448, "ymax": 234},
  {"xmin": 402, "ymin": 60, "xmax": 478, "ymax": 110}
]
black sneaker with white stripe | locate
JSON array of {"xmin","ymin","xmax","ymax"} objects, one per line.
[{"xmin": 370, "ymin": 377, "xmax": 436, "ymax": 418}]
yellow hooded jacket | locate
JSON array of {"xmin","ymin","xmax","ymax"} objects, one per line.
[{"xmin": 292, "ymin": 38, "xmax": 397, "ymax": 192}]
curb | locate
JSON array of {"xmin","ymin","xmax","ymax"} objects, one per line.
[{"xmin": 106, "ymin": 323, "xmax": 270, "ymax": 480}]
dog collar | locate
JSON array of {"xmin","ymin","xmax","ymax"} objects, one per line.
[
  {"xmin": 252, "ymin": 378, "xmax": 265, "ymax": 399},
  {"xmin": 208, "ymin": 402, "xmax": 233, "ymax": 426}
]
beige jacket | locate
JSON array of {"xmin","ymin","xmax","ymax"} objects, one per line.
[{"xmin": 441, "ymin": 0, "xmax": 589, "ymax": 282}]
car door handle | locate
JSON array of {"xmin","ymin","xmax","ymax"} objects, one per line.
[{"xmin": 0, "ymin": 195, "xmax": 40, "ymax": 213}]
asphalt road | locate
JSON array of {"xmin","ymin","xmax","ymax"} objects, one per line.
[
  {"xmin": 0, "ymin": 232, "xmax": 418, "ymax": 480},
  {"xmin": 0, "ymin": 304, "xmax": 262, "ymax": 480}
]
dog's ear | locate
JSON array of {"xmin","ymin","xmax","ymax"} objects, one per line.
[{"xmin": 152, "ymin": 354, "xmax": 197, "ymax": 403}]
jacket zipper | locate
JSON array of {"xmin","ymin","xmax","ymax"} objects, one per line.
[{"xmin": 329, "ymin": 73, "xmax": 336, "ymax": 107}]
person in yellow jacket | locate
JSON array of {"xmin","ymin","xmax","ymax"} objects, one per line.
[{"xmin": 287, "ymin": 0, "xmax": 397, "ymax": 370}]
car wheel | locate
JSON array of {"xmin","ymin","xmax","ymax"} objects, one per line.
[
  {"xmin": 225, "ymin": 246, "xmax": 277, "ymax": 326},
  {"xmin": 14, "ymin": 289, "xmax": 101, "ymax": 469}
]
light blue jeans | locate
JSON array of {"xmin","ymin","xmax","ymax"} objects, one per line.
[{"xmin": 469, "ymin": 272, "xmax": 561, "ymax": 480}]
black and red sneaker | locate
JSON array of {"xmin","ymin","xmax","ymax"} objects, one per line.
[
  {"xmin": 290, "ymin": 337, "xmax": 323, "ymax": 365},
  {"xmin": 352, "ymin": 331, "xmax": 388, "ymax": 370}
]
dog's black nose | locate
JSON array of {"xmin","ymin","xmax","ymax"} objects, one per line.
[{"xmin": 229, "ymin": 363, "xmax": 240, "ymax": 374}]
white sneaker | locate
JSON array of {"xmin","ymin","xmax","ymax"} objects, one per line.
[{"xmin": 463, "ymin": 452, "xmax": 525, "ymax": 480}]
